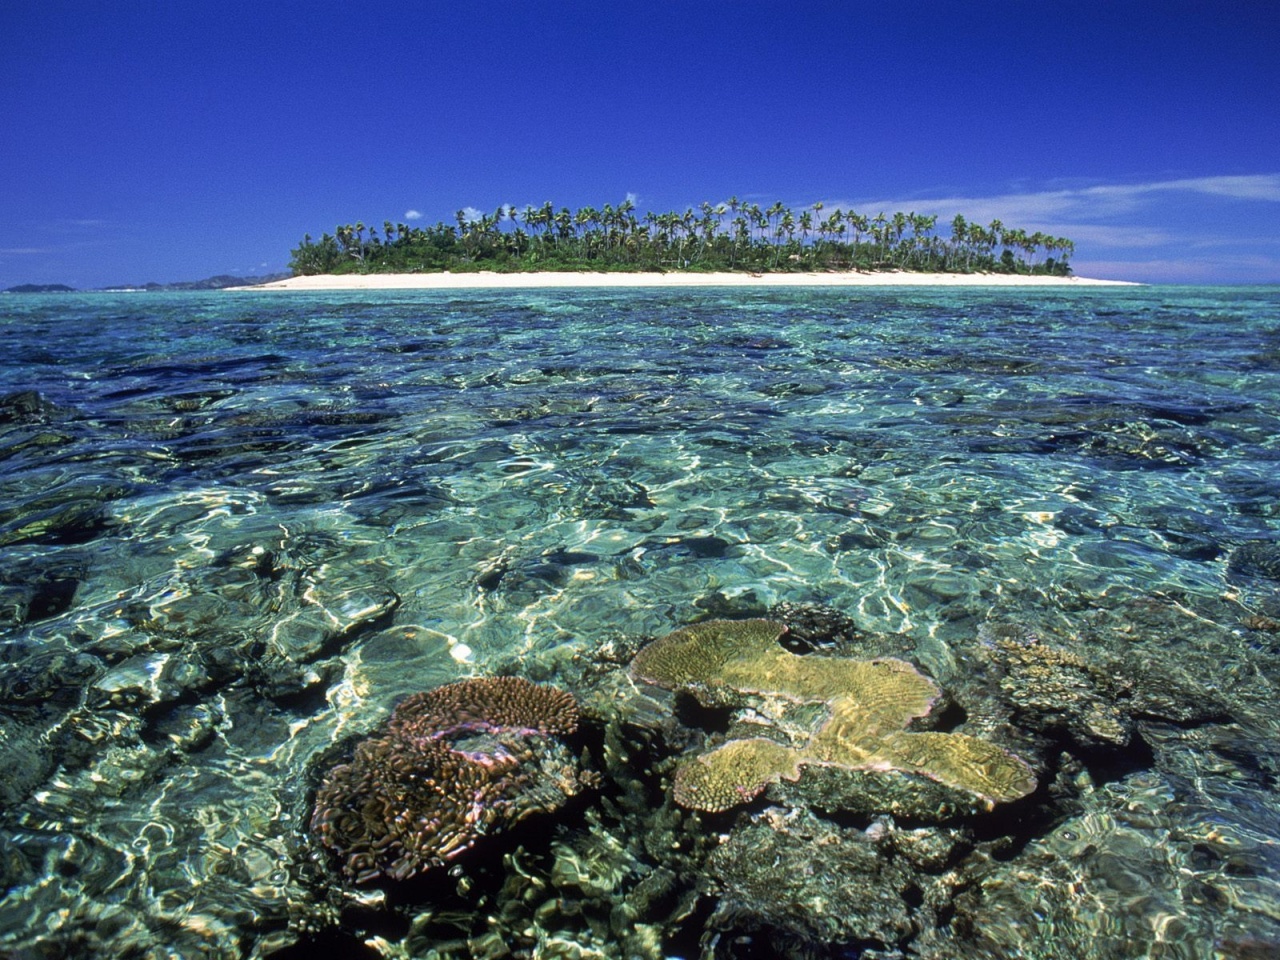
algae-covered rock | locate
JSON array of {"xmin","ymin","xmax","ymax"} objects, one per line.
[
  {"xmin": 977, "ymin": 623, "xmax": 1132, "ymax": 747},
  {"xmin": 1227, "ymin": 541, "xmax": 1280, "ymax": 581},
  {"xmin": 706, "ymin": 807, "xmax": 920, "ymax": 954},
  {"xmin": 632, "ymin": 619, "xmax": 1036, "ymax": 816}
]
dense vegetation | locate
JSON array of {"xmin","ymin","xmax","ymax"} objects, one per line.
[{"xmin": 289, "ymin": 198, "xmax": 1074, "ymax": 276}]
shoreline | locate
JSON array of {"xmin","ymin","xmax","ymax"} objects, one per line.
[{"xmin": 229, "ymin": 271, "xmax": 1137, "ymax": 291}]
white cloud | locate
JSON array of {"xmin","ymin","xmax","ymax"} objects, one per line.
[
  {"xmin": 855, "ymin": 174, "xmax": 1278, "ymax": 221},
  {"xmin": 404, "ymin": 209, "xmax": 423, "ymax": 220},
  {"xmin": 624, "ymin": 192, "xmax": 640, "ymax": 206},
  {"xmin": 810, "ymin": 173, "xmax": 1280, "ymax": 256},
  {"xmin": 460, "ymin": 206, "xmax": 484, "ymax": 224},
  {"xmin": 1131, "ymin": 174, "xmax": 1280, "ymax": 202}
]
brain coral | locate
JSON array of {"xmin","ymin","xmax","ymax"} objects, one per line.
[
  {"xmin": 311, "ymin": 677, "xmax": 588, "ymax": 883},
  {"xmin": 632, "ymin": 619, "xmax": 1036, "ymax": 814},
  {"xmin": 390, "ymin": 675, "xmax": 580, "ymax": 740}
]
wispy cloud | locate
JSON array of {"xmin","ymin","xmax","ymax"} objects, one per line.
[
  {"xmin": 0, "ymin": 247, "xmax": 52, "ymax": 255},
  {"xmin": 828, "ymin": 174, "xmax": 1280, "ymax": 234},
  {"xmin": 810, "ymin": 173, "xmax": 1280, "ymax": 282},
  {"xmin": 1131, "ymin": 174, "xmax": 1280, "ymax": 202}
]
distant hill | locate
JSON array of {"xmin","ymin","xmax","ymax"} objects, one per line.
[
  {"xmin": 5, "ymin": 273, "xmax": 291, "ymax": 293},
  {"xmin": 3, "ymin": 283, "xmax": 76, "ymax": 293},
  {"xmin": 99, "ymin": 272, "xmax": 291, "ymax": 291}
]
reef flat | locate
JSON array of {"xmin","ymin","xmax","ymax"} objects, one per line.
[{"xmin": 0, "ymin": 286, "xmax": 1277, "ymax": 958}]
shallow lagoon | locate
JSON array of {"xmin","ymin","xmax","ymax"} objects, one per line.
[{"xmin": 1, "ymin": 286, "xmax": 1278, "ymax": 958}]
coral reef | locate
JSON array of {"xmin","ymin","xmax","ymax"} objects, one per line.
[
  {"xmin": 311, "ymin": 677, "xmax": 591, "ymax": 883},
  {"xmin": 631, "ymin": 619, "xmax": 1036, "ymax": 814},
  {"xmin": 292, "ymin": 670, "xmax": 722, "ymax": 960},
  {"xmin": 706, "ymin": 807, "xmax": 919, "ymax": 953},
  {"xmin": 961, "ymin": 608, "xmax": 1237, "ymax": 759},
  {"xmin": 389, "ymin": 675, "xmax": 579, "ymax": 740},
  {"xmin": 976, "ymin": 622, "xmax": 1132, "ymax": 746}
]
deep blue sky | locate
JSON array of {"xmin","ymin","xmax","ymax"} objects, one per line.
[{"xmin": 3, "ymin": 1, "xmax": 1278, "ymax": 287}]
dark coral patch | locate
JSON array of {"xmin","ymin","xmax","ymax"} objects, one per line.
[{"xmin": 311, "ymin": 677, "xmax": 588, "ymax": 884}]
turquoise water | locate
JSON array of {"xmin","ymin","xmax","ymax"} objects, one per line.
[{"xmin": 1, "ymin": 286, "xmax": 1278, "ymax": 958}]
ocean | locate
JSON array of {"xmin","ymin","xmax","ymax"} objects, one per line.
[{"xmin": 1, "ymin": 286, "xmax": 1277, "ymax": 959}]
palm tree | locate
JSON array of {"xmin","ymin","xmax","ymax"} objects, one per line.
[
  {"xmin": 294, "ymin": 196, "xmax": 1073, "ymax": 277},
  {"xmin": 844, "ymin": 211, "xmax": 867, "ymax": 267},
  {"xmin": 823, "ymin": 212, "xmax": 845, "ymax": 268},
  {"xmin": 909, "ymin": 213, "xmax": 937, "ymax": 270},
  {"xmin": 871, "ymin": 212, "xmax": 888, "ymax": 265},
  {"xmin": 949, "ymin": 214, "xmax": 968, "ymax": 271},
  {"xmin": 538, "ymin": 202, "xmax": 555, "ymax": 248},
  {"xmin": 778, "ymin": 209, "xmax": 796, "ymax": 266},
  {"xmin": 890, "ymin": 212, "xmax": 908, "ymax": 266},
  {"xmin": 766, "ymin": 202, "xmax": 785, "ymax": 246},
  {"xmin": 987, "ymin": 219, "xmax": 1005, "ymax": 260}
]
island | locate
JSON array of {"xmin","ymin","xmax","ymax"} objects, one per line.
[
  {"xmin": 3, "ymin": 283, "xmax": 76, "ymax": 293},
  {"xmin": 285, "ymin": 199, "xmax": 1079, "ymax": 278},
  {"xmin": 100, "ymin": 273, "xmax": 291, "ymax": 292},
  {"xmin": 4, "ymin": 275, "xmax": 291, "ymax": 294}
]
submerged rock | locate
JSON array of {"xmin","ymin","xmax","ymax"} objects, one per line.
[
  {"xmin": 706, "ymin": 807, "xmax": 919, "ymax": 955},
  {"xmin": 1228, "ymin": 541, "xmax": 1280, "ymax": 581},
  {"xmin": 0, "ymin": 389, "xmax": 63, "ymax": 422},
  {"xmin": 976, "ymin": 622, "xmax": 1133, "ymax": 747}
]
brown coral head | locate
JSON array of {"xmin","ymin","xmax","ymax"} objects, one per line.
[
  {"xmin": 311, "ymin": 677, "xmax": 585, "ymax": 884},
  {"xmin": 311, "ymin": 733, "xmax": 518, "ymax": 883},
  {"xmin": 389, "ymin": 675, "xmax": 579, "ymax": 741},
  {"xmin": 673, "ymin": 738, "xmax": 803, "ymax": 812}
]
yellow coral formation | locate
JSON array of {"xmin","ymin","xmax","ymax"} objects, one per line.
[
  {"xmin": 673, "ymin": 738, "xmax": 801, "ymax": 812},
  {"xmin": 814, "ymin": 726, "xmax": 1038, "ymax": 807},
  {"xmin": 632, "ymin": 619, "xmax": 1037, "ymax": 813},
  {"xmin": 632, "ymin": 618, "xmax": 939, "ymax": 716},
  {"xmin": 631, "ymin": 619, "xmax": 789, "ymax": 705}
]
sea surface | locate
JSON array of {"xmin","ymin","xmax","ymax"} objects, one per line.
[{"xmin": 1, "ymin": 286, "xmax": 1278, "ymax": 959}]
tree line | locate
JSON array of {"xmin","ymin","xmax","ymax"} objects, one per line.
[{"xmin": 288, "ymin": 198, "xmax": 1074, "ymax": 276}]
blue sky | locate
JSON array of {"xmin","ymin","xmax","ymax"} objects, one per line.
[{"xmin": 2, "ymin": 1, "xmax": 1278, "ymax": 287}]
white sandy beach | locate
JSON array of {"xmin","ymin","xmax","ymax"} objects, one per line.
[{"xmin": 231, "ymin": 271, "xmax": 1136, "ymax": 291}]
